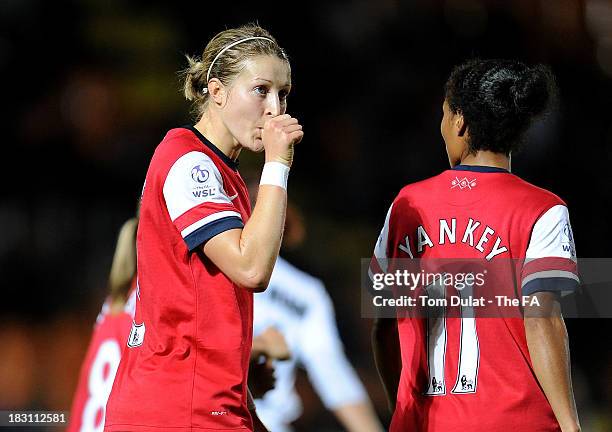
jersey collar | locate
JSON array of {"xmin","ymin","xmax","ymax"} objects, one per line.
[
  {"xmin": 184, "ymin": 125, "xmax": 239, "ymax": 171},
  {"xmin": 452, "ymin": 164, "xmax": 509, "ymax": 173}
]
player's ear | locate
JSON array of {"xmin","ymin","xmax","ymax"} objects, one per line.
[
  {"xmin": 455, "ymin": 113, "xmax": 467, "ymax": 138},
  {"xmin": 208, "ymin": 78, "xmax": 226, "ymax": 107}
]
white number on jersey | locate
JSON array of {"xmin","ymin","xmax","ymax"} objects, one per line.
[
  {"xmin": 424, "ymin": 278, "xmax": 480, "ymax": 396},
  {"xmin": 80, "ymin": 339, "xmax": 121, "ymax": 432}
]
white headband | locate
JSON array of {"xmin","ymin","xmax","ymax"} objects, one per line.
[{"xmin": 203, "ymin": 36, "xmax": 274, "ymax": 93}]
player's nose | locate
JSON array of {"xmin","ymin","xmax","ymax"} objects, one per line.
[{"xmin": 265, "ymin": 93, "xmax": 281, "ymax": 117}]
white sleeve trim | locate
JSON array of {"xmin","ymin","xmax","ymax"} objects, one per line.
[
  {"xmin": 521, "ymin": 270, "xmax": 580, "ymax": 287},
  {"xmin": 372, "ymin": 204, "xmax": 393, "ymax": 272},
  {"xmin": 525, "ymin": 204, "xmax": 577, "ymax": 261},
  {"xmin": 180, "ymin": 210, "xmax": 242, "ymax": 237},
  {"xmin": 163, "ymin": 151, "xmax": 233, "ymax": 221}
]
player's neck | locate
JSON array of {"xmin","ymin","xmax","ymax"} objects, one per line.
[
  {"xmin": 459, "ymin": 151, "xmax": 511, "ymax": 171},
  {"xmin": 194, "ymin": 114, "xmax": 242, "ymax": 162}
]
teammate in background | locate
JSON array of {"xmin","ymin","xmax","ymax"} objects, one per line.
[
  {"xmin": 105, "ymin": 24, "xmax": 303, "ymax": 432},
  {"xmin": 67, "ymin": 217, "xmax": 138, "ymax": 432},
  {"xmin": 249, "ymin": 327, "xmax": 292, "ymax": 399},
  {"xmin": 250, "ymin": 197, "xmax": 384, "ymax": 432},
  {"xmin": 371, "ymin": 59, "xmax": 580, "ymax": 431}
]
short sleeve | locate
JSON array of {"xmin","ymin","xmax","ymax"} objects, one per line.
[
  {"xmin": 163, "ymin": 151, "xmax": 243, "ymax": 251},
  {"xmin": 521, "ymin": 204, "xmax": 579, "ymax": 296},
  {"xmin": 369, "ymin": 204, "xmax": 394, "ymax": 280}
]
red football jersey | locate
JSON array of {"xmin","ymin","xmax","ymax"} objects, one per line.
[
  {"xmin": 371, "ymin": 165, "xmax": 578, "ymax": 432},
  {"xmin": 105, "ymin": 126, "xmax": 253, "ymax": 431},
  {"xmin": 67, "ymin": 288, "xmax": 135, "ymax": 432}
]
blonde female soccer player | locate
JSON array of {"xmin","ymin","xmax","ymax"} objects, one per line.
[{"xmin": 105, "ymin": 24, "xmax": 303, "ymax": 432}]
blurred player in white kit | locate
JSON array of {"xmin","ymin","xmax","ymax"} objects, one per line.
[{"xmin": 251, "ymin": 204, "xmax": 383, "ymax": 432}]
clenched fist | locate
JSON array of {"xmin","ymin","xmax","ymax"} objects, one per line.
[{"xmin": 262, "ymin": 114, "xmax": 303, "ymax": 167}]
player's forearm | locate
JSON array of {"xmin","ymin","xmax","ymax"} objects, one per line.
[
  {"xmin": 525, "ymin": 315, "xmax": 580, "ymax": 432},
  {"xmin": 237, "ymin": 184, "xmax": 286, "ymax": 289},
  {"xmin": 332, "ymin": 402, "xmax": 384, "ymax": 432},
  {"xmin": 204, "ymin": 184, "xmax": 286, "ymax": 291},
  {"xmin": 233, "ymin": 114, "xmax": 299, "ymax": 292},
  {"xmin": 202, "ymin": 185, "xmax": 286, "ymax": 291},
  {"xmin": 372, "ymin": 318, "xmax": 401, "ymax": 413},
  {"xmin": 251, "ymin": 335, "xmax": 268, "ymax": 359}
]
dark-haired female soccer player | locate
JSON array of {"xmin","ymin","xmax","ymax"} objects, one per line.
[{"xmin": 371, "ymin": 59, "xmax": 580, "ymax": 431}]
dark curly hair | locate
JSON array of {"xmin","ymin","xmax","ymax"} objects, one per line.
[{"xmin": 444, "ymin": 59, "xmax": 558, "ymax": 155}]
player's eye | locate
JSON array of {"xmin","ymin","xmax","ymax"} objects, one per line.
[
  {"xmin": 279, "ymin": 89, "xmax": 289, "ymax": 101},
  {"xmin": 254, "ymin": 85, "xmax": 268, "ymax": 96}
]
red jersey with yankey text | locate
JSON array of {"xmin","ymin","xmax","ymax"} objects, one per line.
[
  {"xmin": 371, "ymin": 165, "xmax": 579, "ymax": 432},
  {"xmin": 105, "ymin": 126, "xmax": 253, "ymax": 431}
]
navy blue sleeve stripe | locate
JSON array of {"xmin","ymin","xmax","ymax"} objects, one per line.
[
  {"xmin": 522, "ymin": 277, "xmax": 580, "ymax": 296},
  {"xmin": 184, "ymin": 216, "xmax": 244, "ymax": 251}
]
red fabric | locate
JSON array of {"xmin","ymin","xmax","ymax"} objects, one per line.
[
  {"xmin": 67, "ymin": 306, "xmax": 132, "ymax": 432},
  {"xmin": 105, "ymin": 128, "xmax": 253, "ymax": 431},
  {"xmin": 522, "ymin": 257, "xmax": 578, "ymax": 280},
  {"xmin": 381, "ymin": 169, "xmax": 564, "ymax": 432},
  {"xmin": 174, "ymin": 201, "xmax": 239, "ymax": 233}
]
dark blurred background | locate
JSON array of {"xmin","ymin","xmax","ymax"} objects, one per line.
[{"xmin": 1, "ymin": 0, "xmax": 611, "ymax": 430}]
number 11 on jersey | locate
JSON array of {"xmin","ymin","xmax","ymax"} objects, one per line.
[{"xmin": 424, "ymin": 278, "xmax": 480, "ymax": 396}]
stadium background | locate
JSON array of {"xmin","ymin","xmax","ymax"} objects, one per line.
[{"xmin": 1, "ymin": 0, "xmax": 611, "ymax": 430}]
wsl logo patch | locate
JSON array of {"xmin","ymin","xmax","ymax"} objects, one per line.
[
  {"xmin": 191, "ymin": 165, "xmax": 210, "ymax": 183},
  {"xmin": 192, "ymin": 187, "xmax": 216, "ymax": 198},
  {"xmin": 561, "ymin": 222, "xmax": 576, "ymax": 257},
  {"xmin": 563, "ymin": 223, "xmax": 574, "ymax": 242}
]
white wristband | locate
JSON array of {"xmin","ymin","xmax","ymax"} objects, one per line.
[{"xmin": 260, "ymin": 162, "xmax": 290, "ymax": 190}]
